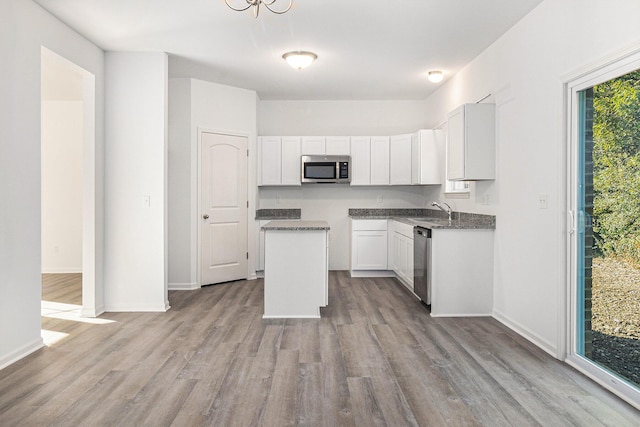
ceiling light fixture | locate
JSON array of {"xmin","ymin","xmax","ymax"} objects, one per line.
[
  {"xmin": 225, "ymin": 0, "xmax": 293, "ymax": 18},
  {"xmin": 427, "ymin": 70, "xmax": 444, "ymax": 83},
  {"xmin": 282, "ymin": 51, "xmax": 317, "ymax": 70}
]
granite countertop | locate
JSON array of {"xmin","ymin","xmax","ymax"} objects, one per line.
[
  {"xmin": 348, "ymin": 208, "xmax": 495, "ymax": 230},
  {"xmin": 256, "ymin": 209, "xmax": 301, "ymax": 220},
  {"xmin": 262, "ymin": 220, "xmax": 330, "ymax": 231}
]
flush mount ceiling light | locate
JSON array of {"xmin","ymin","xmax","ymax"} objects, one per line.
[
  {"xmin": 225, "ymin": 0, "xmax": 293, "ymax": 18},
  {"xmin": 282, "ymin": 51, "xmax": 317, "ymax": 70},
  {"xmin": 427, "ymin": 70, "xmax": 444, "ymax": 83}
]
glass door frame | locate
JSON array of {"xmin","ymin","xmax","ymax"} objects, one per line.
[{"xmin": 565, "ymin": 48, "xmax": 640, "ymax": 409}]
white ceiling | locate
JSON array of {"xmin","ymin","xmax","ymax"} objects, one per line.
[{"xmin": 34, "ymin": 0, "xmax": 542, "ymax": 100}]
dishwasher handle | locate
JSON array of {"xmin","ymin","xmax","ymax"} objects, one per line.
[{"xmin": 414, "ymin": 227, "xmax": 432, "ymax": 238}]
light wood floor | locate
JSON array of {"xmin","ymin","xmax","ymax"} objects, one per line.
[{"xmin": 0, "ymin": 273, "xmax": 638, "ymax": 426}]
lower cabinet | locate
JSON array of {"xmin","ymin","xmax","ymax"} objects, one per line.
[
  {"xmin": 258, "ymin": 219, "xmax": 299, "ymax": 272},
  {"xmin": 430, "ymin": 229, "xmax": 494, "ymax": 317},
  {"xmin": 350, "ymin": 219, "xmax": 392, "ymax": 275},
  {"xmin": 391, "ymin": 221, "xmax": 414, "ymax": 290}
]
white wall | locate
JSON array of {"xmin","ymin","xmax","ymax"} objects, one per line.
[
  {"xmin": 421, "ymin": 0, "xmax": 640, "ymax": 356},
  {"xmin": 168, "ymin": 78, "xmax": 192, "ymax": 288},
  {"xmin": 104, "ymin": 52, "xmax": 168, "ymax": 311},
  {"xmin": 257, "ymin": 100, "xmax": 435, "ymax": 270},
  {"xmin": 259, "ymin": 100, "xmax": 429, "ymax": 136},
  {"xmin": 0, "ymin": 0, "xmax": 104, "ymax": 369},
  {"xmin": 168, "ymin": 77, "xmax": 258, "ymax": 289},
  {"xmin": 41, "ymin": 101, "xmax": 83, "ymax": 273}
]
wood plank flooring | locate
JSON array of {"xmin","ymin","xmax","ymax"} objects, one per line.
[{"xmin": 0, "ymin": 272, "xmax": 638, "ymax": 425}]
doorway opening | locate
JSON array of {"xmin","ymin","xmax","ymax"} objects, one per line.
[
  {"xmin": 568, "ymin": 49, "xmax": 640, "ymax": 408},
  {"xmin": 41, "ymin": 48, "xmax": 98, "ymax": 338}
]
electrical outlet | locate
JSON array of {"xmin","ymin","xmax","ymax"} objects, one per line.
[
  {"xmin": 538, "ymin": 194, "xmax": 548, "ymax": 209},
  {"xmin": 377, "ymin": 195, "xmax": 383, "ymax": 203},
  {"xmin": 143, "ymin": 195, "xmax": 151, "ymax": 207},
  {"xmin": 481, "ymin": 194, "xmax": 490, "ymax": 205}
]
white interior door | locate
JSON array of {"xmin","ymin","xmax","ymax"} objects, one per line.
[{"xmin": 200, "ymin": 132, "xmax": 248, "ymax": 285}]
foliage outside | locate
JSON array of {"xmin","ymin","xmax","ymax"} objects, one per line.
[{"xmin": 592, "ymin": 70, "xmax": 640, "ymax": 265}]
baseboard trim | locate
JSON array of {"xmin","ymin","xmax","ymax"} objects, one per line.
[
  {"xmin": 41, "ymin": 268, "xmax": 83, "ymax": 274},
  {"xmin": 431, "ymin": 313, "xmax": 492, "ymax": 318},
  {"xmin": 349, "ymin": 270, "xmax": 396, "ymax": 278},
  {"xmin": 0, "ymin": 338, "xmax": 44, "ymax": 371},
  {"xmin": 168, "ymin": 282, "xmax": 200, "ymax": 291},
  {"xmin": 493, "ymin": 309, "xmax": 558, "ymax": 358},
  {"xmin": 104, "ymin": 303, "xmax": 169, "ymax": 312},
  {"xmin": 81, "ymin": 305, "xmax": 105, "ymax": 318}
]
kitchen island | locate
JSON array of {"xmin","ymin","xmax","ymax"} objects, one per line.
[{"xmin": 262, "ymin": 220, "xmax": 329, "ymax": 318}]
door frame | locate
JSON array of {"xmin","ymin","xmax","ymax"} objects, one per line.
[
  {"xmin": 564, "ymin": 46, "xmax": 640, "ymax": 409},
  {"xmin": 196, "ymin": 127, "xmax": 253, "ymax": 287},
  {"xmin": 41, "ymin": 47, "xmax": 101, "ymax": 317}
]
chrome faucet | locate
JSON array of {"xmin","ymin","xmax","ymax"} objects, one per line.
[{"xmin": 431, "ymin": 201, "xmax": 452, "ymax": 222}]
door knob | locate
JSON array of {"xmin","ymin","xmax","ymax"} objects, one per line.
[{"xmin": 203, "ymin": 214, "xmax": 209, "ymax": 220}]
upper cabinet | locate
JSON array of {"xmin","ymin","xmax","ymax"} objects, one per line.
[
  {"xmin": 301, "ymin": 136, "xmax": 350, "ymax": 155},
  {"xmin": 258, "ymin": 136, "xmax": 301, "ymax": 186},
  {"xmin": 350, "ymin": 136, "xmax": 372, "ymax": 186},
  {"xmin": 301, "ymin": 136, "xmax": 325, "ymax": 155},
  {"xmin": 370, "ymin": 136, "xmax": 390, "ymax": 185},
  {"xmin": 260, "ymin": 131, "xmax": 440, "ymax": 187},
  {"xmin": 412, "ymin": 129, "xmax": 441, "ymax": 185},
  {"xmin": 326, "ymin": 136, "xmax": 350, "ymax": 155},
  {"xmin": 446, "ymin": 103, "xmax": 495, "ymax": 181},
  {"xmin": 389, "ymin": 134, "xmax": 412, "ymax": 185}
]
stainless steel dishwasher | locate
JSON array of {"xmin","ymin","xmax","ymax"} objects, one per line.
[{"xmin": 413, "ymin": 227, "xmax": 431, "ymax": 304}]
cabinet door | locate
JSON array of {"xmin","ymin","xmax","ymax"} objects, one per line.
[
  {"xmin": 390, "ymin": 134, "xmax": 412, "ymax": 185},
  {"xmin": 392, "ymin": 232, "xmax": 402, "ymax": 275},
  {"xmin": 447, "ymin": 106, "xmax": 465, "ymax": 181},
  {"xmin": 281, "ymin": 136, "xmax": 301, "ymax": 185},
  {"xmin": 402, "ymin": 234, "xmax": 414, "ymax": 289},
  {"xmin": 301, "ymin": 136, "xmax": 325, "ymax": 155},
  {"xmin": 370, "ymin": 136, "xmax": 390, "ymax": 185},
  {"xmin": 412, "ymin": 130, "xmax": 441, "ymax": 185},
  {"xmin": 350, "ymin": 137, "xmax": 371, "ymax": 185},
  {"xmin": 258, "ymin": 220, "xmax": 267, "ymax": 271},
  {"xmin": 352, "ymin": 230, "xmax": 388, "ymax": 270},
  {"xmin": 326, "ymin": 136, "xmax": 350, "ymax": 155},
  {"xmin": 259, "ymin": 136, "xmax": 282, "ymax": 186}
]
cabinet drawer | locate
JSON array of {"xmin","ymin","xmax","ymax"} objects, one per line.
[
  {"xmin": 394, "ymin": 221, "xmax": 414, "ymax": 238},
  {"xmin": 351, "ymin": 219, "xmax": 388, "ymax": 231}
]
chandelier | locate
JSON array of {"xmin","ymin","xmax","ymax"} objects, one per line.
[{"xmin": 225, "ymin": 0, "xmax": 293, "ymax": 18}]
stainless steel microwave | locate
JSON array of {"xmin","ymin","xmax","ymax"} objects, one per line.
[{"xmin": 301, "ymin": 155, "xmax": 351, "ymax": 184}]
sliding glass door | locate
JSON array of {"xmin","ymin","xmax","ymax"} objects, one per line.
[{"xmin": 568, "ymin": 53, "xmax": 640, "ymax": 407}]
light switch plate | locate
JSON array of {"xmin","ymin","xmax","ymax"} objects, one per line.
[{"xmin": 538, "ymin": 194, "xmax": 548, "ymax": 209}]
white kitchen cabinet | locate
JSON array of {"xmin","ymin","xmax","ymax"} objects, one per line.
[
  {"xmin": 258, "ymin": 136, "xmax": 301, "ymax": 186},
  {"xmin": 370, "ymin": 136, "xmax": 390, "ymax": 185},
  {"xmin": 325, "ymin": 136, "xmax": 350, "ymax": 155},
  {"xmin": 263, "ymin": 222, "xmax": 329, "ymax": 318},
  {"xmin": 430, "ymin": 229, "xmax": 494, "ymax": 317},
  {"xmin": 350, "ymin": 136, "xmax": 389, "ymax": 186},
  {"xmin": 281, "ymin": 137, "xmax": 301, "ymax": 185},
  {"xmin": 301, "ymin": 136, "xmax": 350, "ymax": 155},
  {"xmin": 391, "ymin": 221, "xmax": 414, "ymax": 290},
  {"xmin": 390, "ymin": 134, "xmax": 412, "ymax": 185},
  {"xmin": 301, "ymin": 136, "xmax": 325, "ymax": 155},
  {"xmin": 350, "ymin": 219, "xmax": 391, "ymax": 275},
  {"xmin": 446, "ymin": 103, "xmax": 495, "ymax": 181},
  {"xmin": 350, "ymin": 136, "xmax": 371, "ymax": 186},
  {"xmin": 411, "ymin": 129, "xmax": 442, "ymax": 185},
  {"xmin": 258, "ymin": 136, "xmax": 282, "ymax": 186},
  {"xmin": 257, "ymin": 219, "xmax": 300, "ymax": 272}
]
